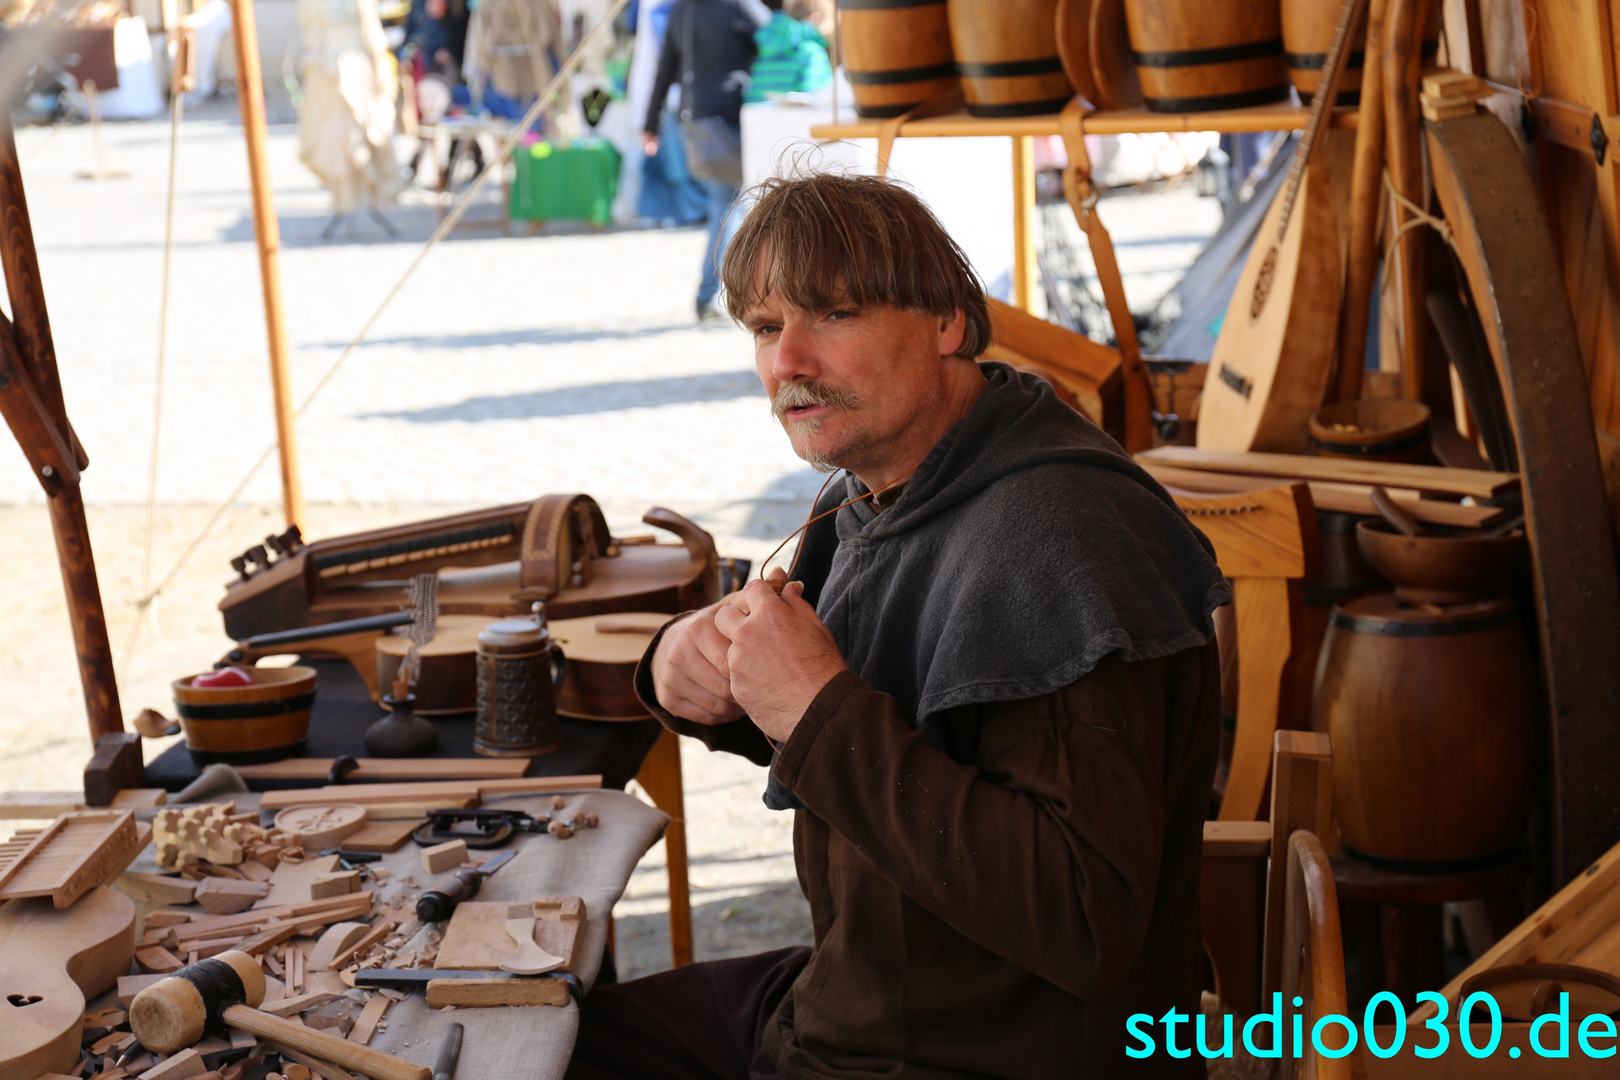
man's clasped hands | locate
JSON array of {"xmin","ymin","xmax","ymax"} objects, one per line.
[{"xmin": 650, "ymin": 569, "xmax": 849, "ymax": 744}]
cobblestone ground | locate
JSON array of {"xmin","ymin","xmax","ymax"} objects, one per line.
[{"xmin": 2, "ymin": 101, "xmax": 1219, "ymax": 979}]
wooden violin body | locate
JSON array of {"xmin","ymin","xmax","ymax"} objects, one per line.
[
  {"xmin": 221, "ymin": 494, "xmax": 721, "ymax": 642},
  {"xmin": 1197, "ymin": 161, "xmax": 1343, "ymax": 452},
  {"xmin": 0, "ymin": 886, "xmax": 136, "ymax": 1080}
]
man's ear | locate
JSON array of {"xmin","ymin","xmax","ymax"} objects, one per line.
[{"xmin": 937, "ymin": 308, "xmax": 967, "ymax": 358}]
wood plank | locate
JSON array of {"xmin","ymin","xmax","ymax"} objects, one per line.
[
  {"xmin": 1138, "ymin": 461, "xmax": 1507, "ymax": 527},
  {"xmin": 1202, "ymin": 820, "xmax": 1274, "ymax": 858},
  {"xmin": 1260, "ymin": 731, "xmax": 1333, "ymax": 1002},
  {"xmin": 1137, "ymin": 445, "xmax": 1519, "ymax": 497},
  {"xmin": 424, "ymin": 977, "xmax": 570, "ymax": 1008},
  {"xmin": 234, "ymin": 759, "xmax": 530, "ymax": 782},
  {"xmin": 115, "ymin": 872, "xmax": 196, "ymax": 906},
  {"xmin": 346, "ymin": 995, "xmax": 388, "ymax": 1045},
  {"xmin": 1411, "ymin": 835, "xmax": 1620, "ymax": 1022},
  {"xmin": 140, "ymin": 892, "xmax": 375, "ymax": 946},
  {"xmin": 434, "ymin": 897, "xmax": 583, "ymax": 972},
  {"xmin": 807, "ymin": 100, "xmax": 1361, "ymax": 140},
  {"xmin": 254, "ymin": 855, "xmax": 343, "ymax": 909},
  {"xmin": 259, "ymin": 991, "xmax": 338, "ymax": 1018},
  {"xmin": 339, "ymin": 820, "xmax": 419, "ymax": 854},
  {"xmin": 257, "ymin": 774, "xmax": 601, "ymax": 812}
]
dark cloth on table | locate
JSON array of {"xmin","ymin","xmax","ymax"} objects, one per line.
[
  {"xmin": 644, "ymin": 0, "xmax": 772, "ymax": 134},
  {"xmin": 569, "ymin": 947, "xmax": 809, "ymax": 1080},
  {"xmin": 145, "ymin": 658, "xmax": 662, "ymax": 793}
]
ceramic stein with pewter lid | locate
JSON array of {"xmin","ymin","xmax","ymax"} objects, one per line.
[{"xmin": 475, "ymin": 603, "xmax": 566, "ymax": 757}]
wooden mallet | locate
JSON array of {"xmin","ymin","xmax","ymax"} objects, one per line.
[{"xmin": 129, "ymin": 950, "xmax": 429, "ymax": 1080}]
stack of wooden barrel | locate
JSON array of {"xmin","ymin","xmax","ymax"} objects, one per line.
[{"xmin": 837, "ymin": 0, "xmax": 1422, "ymax": 119}]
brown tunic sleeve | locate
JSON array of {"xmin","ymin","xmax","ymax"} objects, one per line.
[
  {"xmin": 632, "ymin": 612, "xmax": 776, "ymax": 767},
  {"xmin": 772, "ymin": 648, "xmax": 1217, "ymax": 999}
]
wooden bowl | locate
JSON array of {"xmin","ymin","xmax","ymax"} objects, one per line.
[
  {"xmin": 1310, "ymin": 398, "xmax": 1432, "ymax": 462},
  {"xmin": 172, "ymin": 666, "xmax": 317, "ymax": 764},
  {"xmin": 1355, "ymin": 519, "xmax": 1524, "ymax": 603}
]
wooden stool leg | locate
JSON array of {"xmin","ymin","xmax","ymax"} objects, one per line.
[
  {"xmin": 633, "ymin": 728, "xmax": 693, "ymax": 967},
  {"xmin": 1381, "ymin": 902, "xmax": 1444, "ymax": 1006},
  {"xmin": 1348, "ymin": 898, "xmax": 1386, "ymax": 998},
  {"xmin": 1482, "ymin": 890, "xmax": 1525, "ymax": 941}
]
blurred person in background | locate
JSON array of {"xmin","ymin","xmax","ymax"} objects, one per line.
[{"xmin": 642, "ymin": 0, "xmax": 771, "ymax": 320}]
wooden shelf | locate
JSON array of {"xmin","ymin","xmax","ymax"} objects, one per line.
[{"xmin": 809, "ymin": 101, "xmax": 1359, "ymax": 141}]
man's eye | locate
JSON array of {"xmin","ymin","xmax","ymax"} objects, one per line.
[
  {"xmin": 754, "ymin": 324, "xmax": 781, "ymax": 336},
  {"xmin": 827, "ymin": 310, "xmax": 855, "ymax": 321}
]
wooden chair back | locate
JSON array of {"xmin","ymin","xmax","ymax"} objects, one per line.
[
  {"xmin": 1167, "ymin": 481, "xmax": 1319, "ymax": 823},
  {"xmin": 1281, "ymin": 829, "xmax": 1357, "ymax": 1080}
]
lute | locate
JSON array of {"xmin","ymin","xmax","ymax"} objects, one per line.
[
  {"xmin": 0, "ymin": 886, "xmax": 136, "ymax": 1079},
  {"xmin": 1197, "ymin": 0, "xmax": 1368, "ymax": 452}
]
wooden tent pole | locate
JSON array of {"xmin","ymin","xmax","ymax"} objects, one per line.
[
  {"xmin": 1333, "ymin": 0, "xmax": 1390, "ymax": 402},
  {"xmin": 0, "ymin": 114, "xmax": 124, "ymax": 743},
  {"xmin": 227, "ymin": 0, "xmax": 305, "ymax": 531}
]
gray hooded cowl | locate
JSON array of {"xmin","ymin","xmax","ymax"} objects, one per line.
[{"xmin": 763, "ymin": 362, "xmax": 1232, "ymax": 810}]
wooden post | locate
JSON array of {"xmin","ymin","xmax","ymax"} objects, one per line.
[
  {"xmin": 633, "ymin": 729, "xmax": 692, "ymax": 967},
  {"xmin": 0, "ymin": 113, "xmax": 124, "ymax": 744},
  {"xmin": 227, "ymin": 0, "xmax": 305, "ymax": 531},
  {"xmin": 1012, "ymin": 135, "xmax": 1038, "ymax": 313},
  {"xmin": 1383, "ymin": 0, "xmax": 1425, "ymax": 401},
  {"xmin": 1333, "ymin": 0, "xmax": 1390, "ymax": 402},
  {"xmin": 1260, "ymin": 730, "xmax": 1333, "ymax": 1002}
]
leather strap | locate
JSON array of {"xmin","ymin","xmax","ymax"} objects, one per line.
[
  {"xmin": 518, "ymin": 493, "xmax": 612, "ymax": 599},
  {"xmin": 875, "ymin": 85, "xmax": 965, "ymax": 178},
  {"xmin": 1058, "ymin": 98, "xmax": 1153, "ymax": 452}
]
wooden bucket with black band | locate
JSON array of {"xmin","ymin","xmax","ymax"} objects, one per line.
[
  {"xmin": 947, "ymin": 0, "xmax": 1073, "ymax": 117},
  {"xmin": 1282, "ymin": 0, "xmax": 1366, "ymax": 104},
  {"xmin": 1122, "ymin": 0, "xmax": 1290, "ymax": 113},
  {"xmin": 172, "ymin": 666, "xmax": 317, "ymax": 763},
  {"xmin": 1283, "ymin": 0, "xmax": 1435, "ymax": 105},
  {"xmin": 837, "ymin": 0, "xmax": 959, "ymax": 119}
]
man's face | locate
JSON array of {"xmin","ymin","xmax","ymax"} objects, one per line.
[{"xmin": 743, "ymin": 281, "xmax": 960, "ymax": 475}]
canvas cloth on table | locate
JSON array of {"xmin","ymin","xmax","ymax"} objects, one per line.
[{"xmin": 126, "ymin": 789, "xmax": 668, "ymax": 1080}]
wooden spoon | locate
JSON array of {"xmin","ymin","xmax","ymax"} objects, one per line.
[{"xmin": 1369, "ymin": 486, "xmax": 1426, "ymax": 537}]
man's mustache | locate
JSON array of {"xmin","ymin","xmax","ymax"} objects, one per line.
[{"xmin": 771, "ymin": 381, "xmax": 863, "ymax": 419}]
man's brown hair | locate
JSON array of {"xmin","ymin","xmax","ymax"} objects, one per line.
[{"xmin": 720, "ymin": 172, "xmax": 992, "ymax": 360}]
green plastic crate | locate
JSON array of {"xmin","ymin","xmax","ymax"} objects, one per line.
[{"xmin": 509, "ymin": 138, "xmax": 622, "ymax": 226}]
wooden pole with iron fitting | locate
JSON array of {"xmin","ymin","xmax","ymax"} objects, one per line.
[
  {"xmin": 0, "ymin": 114, "xmax": 124, "ymax": 743},
  {"xmin": 226, "ymin": 0, "xmax": 306, "ymax": 531}
]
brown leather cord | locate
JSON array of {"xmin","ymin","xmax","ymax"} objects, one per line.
[
  {"xmin": 1058, "ymin": 98, "xmax": 1154, "ymax": 452},
  {"xmin": 875, "ymin": 86, "xmax": 966, "ymax": 178}
]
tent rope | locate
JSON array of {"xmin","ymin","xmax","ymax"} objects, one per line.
[
  {"xmin": 118, "ymin": 0, "xmax": 634, "ymax": 671},
  {"xmin": 120, "ymin": 67, "xmax": 187, "ymax": 678}
]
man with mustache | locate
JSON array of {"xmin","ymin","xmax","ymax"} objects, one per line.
[{"xmin": 567, "ymin": 173, "xmax": 1229, "ymax": 1079}]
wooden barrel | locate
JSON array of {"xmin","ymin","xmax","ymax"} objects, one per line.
[
  {"xmin": 172, "ymin": 666, "xmax": 316, "ymax": 764},
  {"xmin": 1122, "ymin": 1, "xmax": 1290, "ymax": 113},
  {"xmin": 1283, "ymin": 0, "xmax": 1438, "ymax": 105},
  {"xmin": 1316, "ymin": 592, "xmax": 1538, "ymax": 864},
  {"xmin": 1281, "ymin": 0, "xmax": 1366, "ymax": 104},
  {"xmin": 838, "ymin": 0, "xmax": 959, "ymax": 119},
  {"xmin": 947, "ymin": 0, "xmax": 1074, "ymax": 117}
]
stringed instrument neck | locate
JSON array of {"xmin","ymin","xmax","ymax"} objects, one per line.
[{"xmin": 1274, "ymin": 0, "xmax": 1364, "ymax": 242}]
